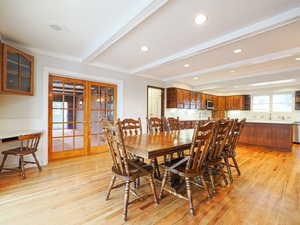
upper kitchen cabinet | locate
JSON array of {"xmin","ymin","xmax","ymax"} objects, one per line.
[
  {"xmin": 190, "ymin": 91, "xmax": 201, "ymax": 109},
  {"xmin": 216, "ymin": 96, "xmax": 226, "ymax": 111},
  {"xmin": 167, "ymin": 88, "xmax": 185, "ymax": 109},
  {"xmin": 1, "ymin": 43, "xmax": 34, "ymax": 95},
  {"xmin": 225, "ymin": 95, "xmax": 250, "ymax": 110},
  {"xmin": 167, "ymin": 88, "xmax": 201, "ymax": 109}
]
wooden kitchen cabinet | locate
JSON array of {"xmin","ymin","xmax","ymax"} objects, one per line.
[
  {"xmin": 225, "ymin": 95, "xmax": 250, "ymax": 110},
  {"xmin": 167, "ymin": 88, "xmax": 203, "ymax": 109},
  {"xmin": 167, "ymin": 88, "xmax": 190, "ymax": 109},
  {"xmin": 200, "ymin": 93, "xmax": 207, "ymax": 110},
  {"xmin": 167, "ymin": 88, "xmax": 250, "ymax": 111},
  {"xmin": 1, "ymin": 43, "xmax": 34, "ymax": 95},
  {"xmin": 191, "ymin": 91, "xmax": 201, "ymax": 109},
  {"xmin": 216, "ymin": 96, "xmax": 226, "ymax": 111}
]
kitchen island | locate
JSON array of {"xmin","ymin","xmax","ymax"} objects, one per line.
[{"xmin": 239, "ymin": 120, "xmax": 294, "ymax": 151}]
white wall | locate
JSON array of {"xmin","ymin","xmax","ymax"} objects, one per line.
[
  {"xmin": 0, "ymin": 46, "xmax": 164, "ymax": 167},
  {"xmin": 165, "ymin": 109, "xmax": 212, "ymax": 120}
]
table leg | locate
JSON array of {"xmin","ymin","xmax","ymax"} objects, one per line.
[{"xmin": 151, "ymin": 158, "xmax": 161, "ymax": 178}]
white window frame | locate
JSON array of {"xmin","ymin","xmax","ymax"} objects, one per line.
[
  {"xmin": 251, "ymin": 92, "xmax": 294, "ymax": 113},
  {"xmin": 252, "ymin": 95, "xmax": 271, "ymax": 112},
  {"xmin": 272, "ymin": 93, "xmax": 293, "ymax": 112}
]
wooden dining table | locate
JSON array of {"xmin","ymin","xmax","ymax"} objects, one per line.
[{"xmin": 124, "ymin": 129, "xmax": 195, "ymax": 170}]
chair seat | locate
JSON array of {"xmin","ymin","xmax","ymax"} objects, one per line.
[
  {"xmin": 2, "ymin": 147, "xmax": 36, "ymax": 156},
  {"xmin": 112, "ymin": 159, "xmax": 153, "ymax": 178}
]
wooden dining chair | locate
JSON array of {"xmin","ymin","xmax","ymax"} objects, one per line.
[
  {"xmin": 166, "ymin": 117, "xmax": 180, "ymax": 131},
  {"xmin": 223, "ymin": 119, "xmax": 246, "ymax": 182},
  {"xmin": 103, "ymin": 120, "xmax": 159, "ymax": 221},
  {"xmin": 207, "ymin": 119, "xmax": 233, "ymax": 193},
  {"xmin": 146, "ymin": 117, "xmax": 164, "ymax": 133},
  {"xmin": 0, "ymin": 133, "xmax": 42, "ymax": 179},
  {"xmin": 159, "ymin": 121, "xmax": 216, "ymax": 216},
  {"xmin": 119, "ymin": 118, "xmax": 143, "ymax": 136},
  {"xmin": 146, "ymin": 117, "xmax": 165, "ymax": 177},
  {"xmin": 118, "ymin": 117, "xmax": 144, "ymax": 186}
]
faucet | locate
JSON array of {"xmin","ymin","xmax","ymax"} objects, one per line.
[{"xmin": 269, "ymin": 113, "xmax": 272, "ymax": 120}]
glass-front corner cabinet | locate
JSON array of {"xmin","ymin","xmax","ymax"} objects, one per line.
[{"xmin": 1, "ymin": 43, "xmax": 34, "ymax": 95}]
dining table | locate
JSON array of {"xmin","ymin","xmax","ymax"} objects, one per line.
[{"xmin": 124, "ymin": 129, "xmax": 195, "ymax": 176}]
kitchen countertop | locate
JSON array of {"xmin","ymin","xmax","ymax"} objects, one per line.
[{"xmin": 245, "ymin": 120, "xmax": 296, "ymax": 124}]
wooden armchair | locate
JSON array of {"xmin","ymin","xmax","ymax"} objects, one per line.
[
  {"xmin": 223, "ymin": 119, "xmax": 246, "ymax": 182},
  {"xmin": 103, "ymin": 121, "xmax": 159, "ymax": 221},
  {"xmin": 207, "ymin": 119, "xmax": 233, "ymax": 193},
  {"xmin": 159, "ymin": 121, "xmax": 216, "ymax": 216},
  {"xmin": 0, "ymin": 133, "xmax": 42, "ymax": 179},
  {"xmin": 146, "ymin": 117, "xmax": 163, "ymax": 133},
  {"xmin": 166, "ymin": 117, "xmax": 180, "ymax": 131},
  {"xmin": 119, "ymin": 118, "xmax": 143, "ymax": 136}
]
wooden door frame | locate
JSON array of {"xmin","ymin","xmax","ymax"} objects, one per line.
[
  {"xmin": 48, "ymin": 75, "xmax": 88, "ymax": 160},
  {"xmin": 147, "ymin": 86, "xmax": 165, "ymax": 118},
  {"xmin": 48, "ymin": 75, "xmax": 118, "ymax": 161},
  {"xmin": 87, "ymin": 80, "xmax": 118, "ymax": 155}
]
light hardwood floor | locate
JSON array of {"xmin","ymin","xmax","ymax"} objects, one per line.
[{"xmin": 0, "ymin": 145, "xmax": 299, "ymax": 225}]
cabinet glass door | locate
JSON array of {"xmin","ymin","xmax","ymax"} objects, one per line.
[{"xmin": 3, "ymin": 44, "xmax": 34, "ymax": 95}]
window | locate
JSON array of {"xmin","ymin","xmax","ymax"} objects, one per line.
[
  {"xmin": 252, "ymin": 95, "xmax": 270, "ymax": 112},
  {"xmin": 272, "ymin": 93, "xmax": 293, "ymax": 112}
]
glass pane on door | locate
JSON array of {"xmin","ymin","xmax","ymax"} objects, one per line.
[
  {"xmin": 49, "ymin": 76, "xmax": 117, "ymax": 160},
  {"xmin": 88, "ymin": 83, "xmax": 116, "ymax": 154},
  {"xmin": 49, "ymin": 76, "xmax": 86, "ymax": 160}
]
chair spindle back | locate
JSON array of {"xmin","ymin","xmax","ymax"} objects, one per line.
[
  {"xmin": 103, "ymin": 120, "xmax": 130, "ymax": 176},
  {"xmin": 119, "ymin": 118, "xmax": 143, "ymax": 136},
  {"xmin": 147, "ymin": 117, "xmax": 163, "ymax": 133},
  {"xmin": 209, "ymin": 119, "xmax": 233, "ymax": 160},
  {"xmin": 228, "ymin": 119, "xmax": 246, "ymax": 153},
  {"xmin": 186, "ymin": 121, "xmax": 216, "ymax": 174},
  {"xmin": 166, "ymin": 117, "xmax": 180, "ymax": 131},
  {"xmin": 19, "ymin": 133, "xmax": 41, "ymax": 152}
]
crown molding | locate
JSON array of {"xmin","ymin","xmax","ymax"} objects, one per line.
[
  {"xmin": 81, "ymin": 0, "xmax": 169, "ymax": 63},
  {"xmin": 131, "ymin": 7, "xmax": 300, "ymax": 74},
  {"xmin": 89, "ymin": 62, "xmax": 131, "ymax": 74},
  {"xmin": 2, "ymin": 38, "xmax": 82, "ymax": 62},
  {"xmin": 162, "ymin": 47, "xmax": 300, "ymax": 81},
  {"xmin": 192, "ymin": 66, "xmax": 300, "ymax": 87},
  {"xmin": 27, "ymin": 47, "xmax": 82, "ymax": 62},
  {"xmin": 135, "ymin": 73, "xmax": 162, "ymax": 81}
]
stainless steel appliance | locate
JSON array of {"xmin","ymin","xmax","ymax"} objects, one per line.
[
  {"xmin": 293, "ymin": 122, "xmax": 300, "ymax": 143},
  {"xmin": 206, "ymin": 100, "xmax": 214, "ymax": 110}
]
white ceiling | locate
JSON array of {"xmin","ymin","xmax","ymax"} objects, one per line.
[
  {"xmin": 1, "ymin": 0, "xmax": 300, "ymax": 94},
  {"xmin": 0, "ymin": 0, "xmax": 159, "ymax": 58}
]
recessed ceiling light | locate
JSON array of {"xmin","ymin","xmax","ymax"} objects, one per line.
[
  {"xmin": 141, "ymin": 46, "xmax": 149, "ymax": 52},
  {"xmin": 230, "ymin": 70, "xmax": 236, "ymax": 73},
  {"xmin": 233, "ymin": 49, "xmax": 242, "ymax": 54},
  {"xmin": 194, "ymin": 14, "xmax": 207, "ymax": 25},
  {"xmin": 49, "ymin": 24, "xmax": 63, "ymax": 31},
  {"xmin": 296, "ymin": 57, "xmax": 300, "ymax": 61},
  {"xmin": 250, "ymin": 79, "xmax": 296, "ymax": 86},
  {"xmin": 184, "ymin": 64, "xmax": 190, "ymax": 68},
  {"xmin": 193, "ymin": 77, "xmax": 199, "ymax": 80}
]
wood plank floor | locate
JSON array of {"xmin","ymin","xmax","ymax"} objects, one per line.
[{"xmin": 0, "ymin": 145, "xmax": 299, "ymax": 225}]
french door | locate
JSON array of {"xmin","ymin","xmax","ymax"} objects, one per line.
[{"xmin": 48, "ymin": 75, "xmax": 117, "ymax": 160}]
